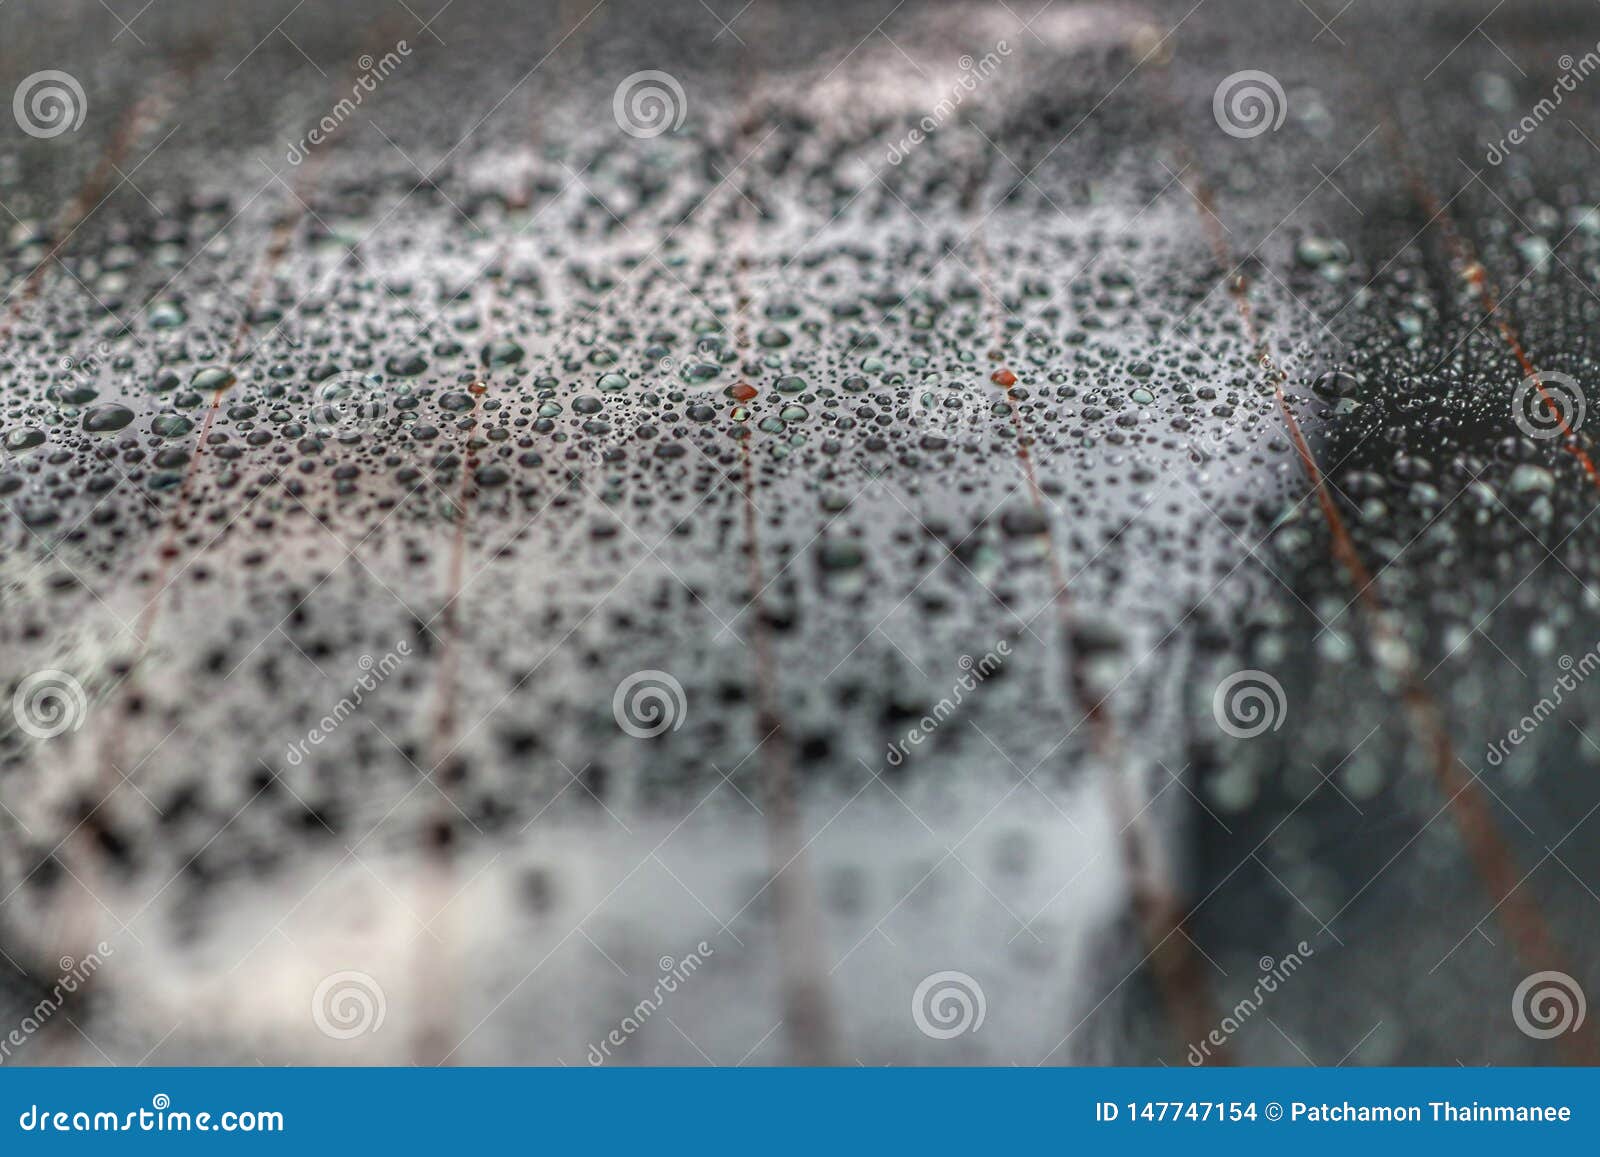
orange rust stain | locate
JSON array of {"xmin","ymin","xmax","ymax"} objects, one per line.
[
  {"xmin": 968, "ymin": 212, "xmax": 1229, "ymax": 1062},
  {"xmin": 1387, "ymin": 124, "xmax": 1600, "ymax": 488},
  {"xmin": 1, "ymin": 93, "xmax": 164, "ymax": 338},
  {"xmin": 1180, "ymin": 142, "xmax": 1599, "ymax": 1064}
]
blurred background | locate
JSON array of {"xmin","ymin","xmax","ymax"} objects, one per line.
[{"xmin": 0, "ymin": 0, "xmax": 1598, "ymax": 1065}]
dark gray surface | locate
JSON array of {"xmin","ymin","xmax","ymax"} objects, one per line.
[{"xmin": 0, "ymin": 0, "xmax": 1596, "ymax": 1064}]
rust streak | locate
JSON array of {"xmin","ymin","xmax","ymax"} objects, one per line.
[
  {"xmin": 133, "ymin": 143, "xmax": 332, "ymax": 648},
  {"xmin": 414, "ymin": 0, "xmax": 584, "ymax": 1063},
  {"xmin": 1177, "ymin": 137, "xmax": 1599, "ymax": 1065},
  {"xmin": 727, "ymin": 28, "xmax": 839, "ymax": 1065},
  {"xmin": 1384, "ymin": 123, "xmax": 1600, "ymax": 488},
  {"xmin": 61, "ymin": 69, "xmax": 338, "ymax": 1063},
  {"xmin": 411, "ymin": 372, "xmax": 490, "ymax": 1067},
  {"xmin": 967, "ymin": 184, "xmax": 1229, "ymax": 1061},
  {"xmin": 28, "ymin": 55, "xmax": 211, "ymax": 1062},
  {"xmin": 1, "ymin": 90, "xmax": 168, "ymax": 340}
]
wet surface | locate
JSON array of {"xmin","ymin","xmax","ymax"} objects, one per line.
[{"xmin": 1, "ymin": 0, "xmax": 1598, "ymax": 1064}]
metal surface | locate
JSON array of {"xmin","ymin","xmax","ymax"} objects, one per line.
[{"xmin": 0, "ymin": 0, "xmax": 1597, "ymax": 1065}]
